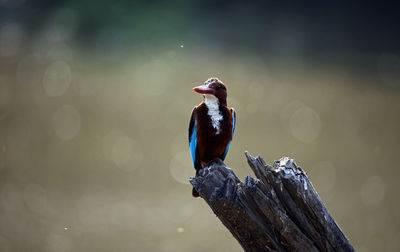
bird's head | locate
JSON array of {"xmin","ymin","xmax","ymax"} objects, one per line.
[{"xmin": 193, "ymin": 78, "xmax": 227, "ymax": 105}]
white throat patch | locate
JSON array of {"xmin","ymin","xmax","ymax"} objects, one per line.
[{"xmin": 204, "ymin": 94, "xmax": 223, "ymax": 134}]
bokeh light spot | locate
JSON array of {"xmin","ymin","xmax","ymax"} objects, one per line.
[
  {"xmin": 360, "ymin": 176, "xmax": 385, "ymax": 208},
  {"xmin": 43, "ymin": 61, "xmax": 72, "ymax": 97},
  {"xmin": 111, "ymin": 135, "xmax": 142, "ymax": 172},
  {"xmin": 248, "ymin": 82, "xmax": 265, "ymax": 101},
  {"xmin": 1, "ymin": 183, "xmax": 24, "ymax": 214},
  {"xmin": 289, "ymin": 106, "xmax": 321, "ymax": 142},
  {"xmin": 169, "ymin": 151, "xmax": 193, "ymax": 185},
  {"xmin": 52, "ymin": 105, "xmax": 81, "ymax": 140},
  {"xmin": 280, "ymin": 100, "xmax": 305, "ymax": 129},
  {"xmin": 170, "ymin": 133, "xmax": 186, "ymax": 156},
  {"xmin": 103, "ymin": 130, "xmax": 143, "ymax": 171},
  {"xmin": 23, "ymin": 184, "xmax": 50, "ymax": 215},
  {"xmin": 133, "ymin": 59, "xmax": 172, "ymax": 96}
]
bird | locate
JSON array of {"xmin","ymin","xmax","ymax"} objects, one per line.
[{"xmin": 188, "ymin": 77, "xmax": 236, "ymax": 197}]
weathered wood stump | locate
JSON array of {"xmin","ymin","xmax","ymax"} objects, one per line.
[{"xmin": 189, "ymin": 151, "xmax": 355, "ymax": 252}]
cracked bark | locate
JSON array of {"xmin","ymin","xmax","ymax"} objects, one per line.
[{"xmin": 189, "ymin": 152, "xmax": 355, "ymax": 252}]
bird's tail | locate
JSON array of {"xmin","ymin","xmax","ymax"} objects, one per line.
[{"xmin": 192, "ymin": 187, "xmax": 200, "ymax": 197}]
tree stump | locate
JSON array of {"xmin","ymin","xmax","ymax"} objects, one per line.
[{"xmin": 189, "ymin": 151, "xmax": 355, "ymax": 252}]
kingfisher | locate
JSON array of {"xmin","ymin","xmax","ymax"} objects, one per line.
[{"xmin": 188, "ymin": 77, "xmax": 236, "ymax": 197}]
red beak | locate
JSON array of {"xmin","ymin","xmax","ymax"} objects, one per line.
[{"xmin": 193, "ymin": 85, "xmax": 214, "ymax": 94}]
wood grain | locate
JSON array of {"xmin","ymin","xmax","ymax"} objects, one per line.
[{"xmin": 189, "ymin": 152, "xmax": 355, "ymax": 252}]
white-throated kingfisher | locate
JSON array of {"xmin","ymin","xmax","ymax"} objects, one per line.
[{"xmin": 188, "ymin": 78, "xmax": 236, "ymax": 197}]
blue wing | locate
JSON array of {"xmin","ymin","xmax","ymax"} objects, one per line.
[
  {"xmin": 222, "ymin": 108, "xmax": 236, "ymax": 160},
  {"xmin": 188, "ymin": 108, "xmax": 197, "ymax": 167}
]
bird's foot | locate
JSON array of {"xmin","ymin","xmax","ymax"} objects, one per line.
[
  {"xmin": 192, "ymin": 187, "xmax": 200, "ymax": 197},
  {"xmin": 199, "ymin": 158, "xmax": 223, "ymax": 169},
  {"xmin": 200, "ymin": 161, "xmax": 208, "ymax": 169},
  {"xmin": 211, "ymin": 157, "xmax": 223, "ymax": 164}
]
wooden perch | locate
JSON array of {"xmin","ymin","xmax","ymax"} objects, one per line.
[{"xmin": 189, "ymin": 152, "xmax": 355, "ymax": 252}]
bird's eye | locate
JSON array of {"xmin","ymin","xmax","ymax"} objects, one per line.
[{"xmin": 216, "ymin": 85, "xmax": 221, "ymax": 90}]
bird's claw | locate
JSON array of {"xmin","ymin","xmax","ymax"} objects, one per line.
[
  {"xmin": 200, "ymin": 161, "xmax": 208, "ymax": 169},
  {"xmin": 200, "ymin": 158, "xmax": 223, "ymax": 169},
  {"xmin": 211, "ymin": 157, "xmax": 223, "ymax": 165}
]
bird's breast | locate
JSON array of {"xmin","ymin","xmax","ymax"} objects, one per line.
[
  {"xmin": 204, "ymin": 95, "xmax": 223, "ymax": 134},
  {"xmin": 195, "ymin": 105, "xmax": 233, "ymax": 160}
]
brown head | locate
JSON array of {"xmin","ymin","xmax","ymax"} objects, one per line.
[{"xmin": 193, "ymin": 78, "xmax": 228, "ymax": 106}]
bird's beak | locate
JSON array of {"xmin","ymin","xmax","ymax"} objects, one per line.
[{"xmin": 193, "ymin": 85, "xmax": 214, "ymax": 94}]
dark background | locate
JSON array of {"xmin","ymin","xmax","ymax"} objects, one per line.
[
  {"xmin": 0, "ymin": 1, "xmax": 399, "ymax": 251},
  {"xmin": 2, "ymin": 1, "xmax": 400, "ymax": 60}
]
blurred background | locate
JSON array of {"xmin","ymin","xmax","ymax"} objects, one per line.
[{"xmin": 0, "ymin": 1, "xmax": 399, "ymax": 251}]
